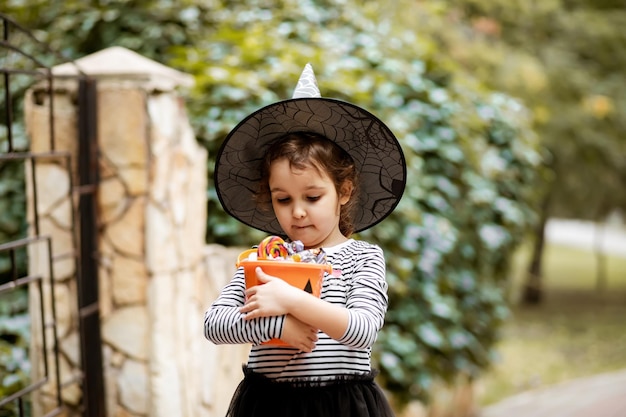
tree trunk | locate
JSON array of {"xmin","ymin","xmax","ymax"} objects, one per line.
[
  {"xmin": 594, "ymin": 221, "xmax": 607, "ymax": 293},
  {"xmin": 521, "ymin": 195, "xmax": 550, "ymax": 305}
]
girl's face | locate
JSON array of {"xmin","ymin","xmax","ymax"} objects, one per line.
[{"xmin": 269, "ymin": 158, "xmax": 351, "ymax": 249}]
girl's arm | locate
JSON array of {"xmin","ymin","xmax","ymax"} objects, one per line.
[
  {"xmin": 204, "ymin": 268, "xmax": 285, "ymax": 345},
  {"xmin": 280, "ymin": 314, "xmax": 319, "ymax": 352},
  {"xmin": 248, "ymin": 277, "xmax": 350, "ymax": 340},
  {"xmin": 241, "ymin": 245, "xmax": 388, "ymax": 349}
]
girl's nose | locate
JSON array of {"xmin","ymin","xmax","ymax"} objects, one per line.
[{"xmin": 292, "ymin": 204, "xmax": 306, "ymax": 219}]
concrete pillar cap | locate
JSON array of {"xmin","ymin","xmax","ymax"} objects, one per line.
[{"xmin": 52, "ymin": 46, "xmax": 194, "ymax": 90}]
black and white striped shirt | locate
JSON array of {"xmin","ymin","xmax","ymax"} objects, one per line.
[{"xmin": 204, "ymin": 239, "xmax": 389, "ymax": 381}]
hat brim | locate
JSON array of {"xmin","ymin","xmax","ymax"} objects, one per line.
[{"xmin": 214, "ymin": 97, "xmax": 406, "ymax": 235}]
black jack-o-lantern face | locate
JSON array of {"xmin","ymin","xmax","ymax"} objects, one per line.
[{"xmin": 303, "ymin": 280, "xmax": 313, "ymax": 294}]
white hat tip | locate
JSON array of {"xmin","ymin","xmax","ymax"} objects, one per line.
[{"xmin": 292, "ymin": 63, "xmax": 321, "ymax": 99}]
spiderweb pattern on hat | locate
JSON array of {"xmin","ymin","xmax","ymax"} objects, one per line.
[{"xmin": 214, "ymin": 64, "xmax": 406, "ymax": 235}]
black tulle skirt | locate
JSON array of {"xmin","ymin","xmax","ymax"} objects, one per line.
[{"xmin": 226, "ymin": 366, "xmax": 395, "ymax": 417}]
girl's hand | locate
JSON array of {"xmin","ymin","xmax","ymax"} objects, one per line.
[
  {"xmin": 280, "ymin": 314, "xmax": 318, "ymax": 352},
  {"xmin": 240, "ymin": 267, "xmax": 303, "ymax": 319}
]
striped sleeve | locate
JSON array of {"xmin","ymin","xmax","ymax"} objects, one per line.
[
  {"xmin": 204, "ymin": 268, "xmax": 285, "ymax": 345},
  {"xmin": 336, "ymin": 244, "xmax": 388, "ymax": 349}
]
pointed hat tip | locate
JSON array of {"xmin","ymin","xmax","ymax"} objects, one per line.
[{"xmin": 292, "ymin": 63, "xmax": 321, "ymax": 99}]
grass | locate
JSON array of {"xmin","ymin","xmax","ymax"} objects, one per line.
[{"xmin": 475, "ymin": 243, "xmax": 626, "ymax": 406}]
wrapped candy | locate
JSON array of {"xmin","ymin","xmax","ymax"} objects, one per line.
[
  {"xmin": 285, "ymin": 240, "xmax": 305, "ymax": 255},
  {"xmin": 292, "ymin": 248, "xmax": 326, "ymax": 264}
]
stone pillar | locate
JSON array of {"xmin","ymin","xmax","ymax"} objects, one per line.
[{"xmin": 25, "ymin": 46, "xmax": 249, "ymax": 417}]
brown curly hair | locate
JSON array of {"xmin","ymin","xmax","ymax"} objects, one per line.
[{"xmin": 255, "ymin": 132, "xmax": 359, "ymax": 237}]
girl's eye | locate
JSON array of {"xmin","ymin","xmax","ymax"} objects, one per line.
[
  {"xmin": 307, "ymin": 196, "xmax": 321, "ymax": 202},
  {"xmin": 275, "ymin": 197, "xmax": 291, "ymax": 204}
]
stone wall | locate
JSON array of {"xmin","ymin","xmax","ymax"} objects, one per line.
[{"xmin": 24, "ymin": 47, "xmax": 249, "ymax": 417}]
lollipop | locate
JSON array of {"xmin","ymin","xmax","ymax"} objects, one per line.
[{"xmin": 257, "ymin": 235, "xmax": 289, "ymax": 259}]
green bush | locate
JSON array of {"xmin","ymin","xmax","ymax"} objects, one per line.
[
  {"xmin": 0, "ymin": 289, "xmax": 31, "ymax": 416},
  {"xmin": 364, "ymin": 90, "xmax": 541, "ymax": 403},
  {"xmin": 0, "ymin": 160, "xmax": 28, "ymax": 285}
]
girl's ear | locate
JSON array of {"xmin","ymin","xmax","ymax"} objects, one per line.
[{"xmin": 339, "ymin": 181, "xmax": 354, "ymax": 206}]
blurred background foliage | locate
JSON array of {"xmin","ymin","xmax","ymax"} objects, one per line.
[
  {"xmin": 439, "ymin": 0, "xmax": 626, "ymax": 302},
  {"xmin": 1, "ymin": 0, "xmax": 624, "ymax": 409}
]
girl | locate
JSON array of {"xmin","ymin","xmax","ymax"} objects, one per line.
[{"xmin": 205, "ymin": 64, "xmax": 406, "ymax": 417}]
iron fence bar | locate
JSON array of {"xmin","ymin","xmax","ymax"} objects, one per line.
[
  {"xmin": 10, "ymin": 246, "xmax": 17, "ymax": 281},
  {"xmin": 45, "ymin": 69, "xmax": 56, "ymax": 151},
  {"xmin": 2, "ymin": 20, "xmax": 13, "ymax": 152},
  {"xmin": 0, "ymin": 39, "xmax": 51, "ymax": 69},
  {"xmin": 3, "ymin": 72, "xmax": 13, "ymax": 151},
  {"xmin": 0, "ymin": 67, "xmax": 48, "ymax": 76},
  {"xmin": 29, "ymin": 154, "xmax": 41, "ymax": 235},
  {"xmin": 77, "ymin": 76, "xmax": 106, "ymax": 417},
  {"xmin": 37, "ymin": 246, "xmax": 51, "ymax": 393},
  {"xmin": 37, "ymin": 260, "xmax": 49, "ymax": 381},
  {"xmin": 0, "ymin": 150, "xmax": 72, "ymax": 161},
  {"xmin": 0, "ymin": 375, "xmax": 49, "ymax": 407},
  {"xmin": 0, "ymin": 13, "xmax": 86, "ymax": 77},
  {"xmin": 0, "ymin": 13, "xmax": 54, "ymax": 47},
  {"xmin": 0, "ymin": 272, "xmax": 43, "ymax": 292},
  {"xmin": 46, "ymin": 237, "xmax": 64, "ymax": 411},
  {"xmin": 0, "ymin": 233, "xmax": 51, "ymax": 251}
]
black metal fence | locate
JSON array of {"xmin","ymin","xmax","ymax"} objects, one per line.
[{"xmin": 0, "ymin": 13, "xmax": 105, "ymax": 417}]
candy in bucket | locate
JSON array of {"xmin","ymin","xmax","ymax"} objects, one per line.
[{"xmin": 237, "ymin": 236, "xmax": 332, "ymax": 346}]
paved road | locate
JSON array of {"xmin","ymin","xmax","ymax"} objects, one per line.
[
  {"xmin": 479, "ymin": 369, "xmax": 626, "ymax": 417},
  {"xmin": 479, "ymin": 218, "xmax": 626, "ymax": 417}
]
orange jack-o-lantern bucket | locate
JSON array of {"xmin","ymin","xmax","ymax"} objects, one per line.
[{"xmin": 237, "ymin": 249, "xmax": 331, "ymax": 346}]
